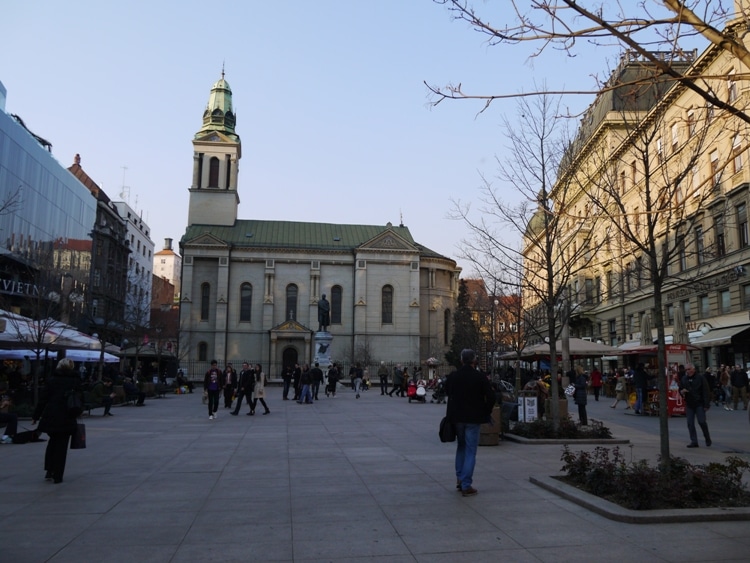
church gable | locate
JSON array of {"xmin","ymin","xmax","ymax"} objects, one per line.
[
  {"xmin": 183, "ymin": 232, "xmax": 228, "ymax": 248},
  {"xmin": 194, "ymin": 131, "xmax": 235, "ymax": 144},
  {"xmin": 359, "ymin": 229, "xmax": 417, "ymax": 252},
  {"xmin": 271, "ymin": 319, "xmax": 311, "ymax": 333}
]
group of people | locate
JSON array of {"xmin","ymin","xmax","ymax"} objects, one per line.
[{"xmin": 203, "ymin": 360, "xmax": 269, "ymax": 419}]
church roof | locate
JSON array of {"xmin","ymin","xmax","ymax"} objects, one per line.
[{"xmin": 182, "ymin": 219, "xmax": 452, "ymax": 262}]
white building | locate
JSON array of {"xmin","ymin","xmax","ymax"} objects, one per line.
[
  {"xmin": 113, "ymin": 200, "xmax": 154, "ymax": 326},
  {"xmin": 153, "ymin": 238, "xmax": 181, "ymax": 300}
]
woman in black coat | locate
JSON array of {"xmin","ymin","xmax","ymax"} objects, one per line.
[
  {"xmin": 573, "ymin": 370, "xmax": 589, "ymax": 426},
  {"xmin": 32, "ymin": 358, "xmax": 83, "ymax": 484}
]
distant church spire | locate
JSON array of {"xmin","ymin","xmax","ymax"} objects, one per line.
[{"xmin": 195, "ymin": 69, "xmax": 239, "ymax": 142}]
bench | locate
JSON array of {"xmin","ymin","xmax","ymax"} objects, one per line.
[{"xmin": 82, "ymin": 391, "xmax": 106, "ymax": 416}]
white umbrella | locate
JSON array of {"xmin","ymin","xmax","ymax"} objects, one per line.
[
  {"xmin": 672, "ymin": 307, "xmax": 689, "ymax": 345},
  {"xmin": 640, "ymin": 313, "xmax": 653, "ymax": 346}
]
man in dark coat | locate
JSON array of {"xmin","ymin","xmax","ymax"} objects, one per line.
[
  {"xmin": 730, "ymin": 364, "xmax": 749, "ymax": 410},
  {"xmin": 680, "ymin": 363, "xmax": 712, "ymax": 448},
  {"xmin": 445, "ymin": 349, "xmax": 495, "ymax": 497},
  {"xmin": 230, "ymin": 362, "xmax": 255, "ymax": 416},
  {"xmin": 310, "ymin": 363, "xmax": 324, "ymax": 400},
  {"xmin": 32, "ymin": 358, "xmax": 83, "ymax": 483},
  {"xmin": 633, "ymin": 363, "xmax": 650, "ymax": 415}
]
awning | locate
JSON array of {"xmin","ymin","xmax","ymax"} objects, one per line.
[
  {"xmin": 65, "ymin": 349, "xmax": 120, "ymax": 363},
  {"xmin": 690, "ymin": 325, "xmax": 750, "ymax": 347}
]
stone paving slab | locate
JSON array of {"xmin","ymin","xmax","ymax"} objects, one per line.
[{"xmin": 1, "ymin": 388, "xmax": 749, "ymax": 562}]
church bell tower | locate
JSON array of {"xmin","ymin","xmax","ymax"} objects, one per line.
[{"xmin": 187, "ymin": 71, "xmax": 241, "ymax": 227}]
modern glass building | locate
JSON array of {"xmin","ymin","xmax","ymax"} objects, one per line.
[{"xmin": 0, "ymin": 81, "xmax": 95, "ymax": 324}]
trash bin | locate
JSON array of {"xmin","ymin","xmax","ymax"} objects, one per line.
[{"xmin": 480, "ymin": 404, "xmax": 501, "ymax": 446}]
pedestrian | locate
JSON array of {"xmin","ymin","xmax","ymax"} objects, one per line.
[
  {"xmin": 282, "ymin": 365, "xmax": 293, "ymax": 400},
  {"xmin": 352, "ymin": 362, "xmax": 363, "ymax": 399},
  {"xmin": 0, "ymin": 392, "xmax": 18, "ymax": 444},
  {"xmin": 388, "ymin": 364, "xmax": 404, "ymax": 397},
  {"xmin": 251, "ymin": 364, "xmax": 270, "ymax": 415},
  {"xmin": 730, "ymin": 364, "xmax": 749, "ymax": 411},
  {"xmin": 573, "ymin": 371, "xmax": 589, "ymax": 426},
  {"xmin": 610, "ymin": 370, "xmax": 629, "ymax": 409},
  {"xmin": 292, "ymin": 363, "xmax": 302, "ymax": 401},
  {"xmin": 230, "ymin": 362, "xmax": 255, "ymax": 416},
  {"xmin": 31, "ymin": 358, "xmax": 83, "ymax": 484},
  {"xmin": 632, "ymin": 363, "xmax": 649, "ymax": 415},
  {"xmin": 204, "ymin": 360, "xmax": 223, "ymax": 419},
  {"xmin": 719, "ymin": 365, "xmax": 731, "ymax": 410},
  {"xmin": 377, "ymin": 361, "xmax": 389, "ymax": 395},
  {"xmin": 680, "ymin": 363, "xmax": 712, "ymax": 448},
  {"xmin": 401, "ymin": 367, "xmax": 410, "ymax": 396},
  {"xmin": 445, "ymin": 349, "xmax": 495, "ymax": 497},
  {"xmin": 310, "ymin": 363, "xmax": 324, "ymax": 400},
  {"xmin": 223, "ymin": 363, "xmax": 237, "ymax": 409},
  {"xmin": 326, "ymin": 363, "xmax": 340, "ymax": 397},
  {"xmin": 297, "ymin": 364, "xmax": 313, "ymax": 404},
  {"xmin": 590, "ymin": 367, "xmax": 603, "ymax": 401}
]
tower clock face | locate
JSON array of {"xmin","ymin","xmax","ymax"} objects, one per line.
[{"xmin": 208, "ymin": 135, "xmax": 220, "ymax": 142}]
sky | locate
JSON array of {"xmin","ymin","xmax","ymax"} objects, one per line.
[{"xmin": 1, "ymin": 0, "xmax": 636, "ymax": 276}]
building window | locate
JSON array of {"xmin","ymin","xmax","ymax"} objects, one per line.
[
  {"xmin": 671, "ymin": 122, "xmax": 679, "ymax": 151},
  {"xmin": 93, "ymin": 269, "xmax": 101, "ymax": 287},
  {"xmin": 720, "ymin": 289, "xmax": 731, "ymax": 314},
  {"xmin": 239, "ymin": 283, "xmax": 252, "ymax": 322},
  {"xmin": 382, "ymin": 285, "xmax": 393, "ymax": 324},
  {"xmin": 331, "ymin": 285, "xmax": 342, "ymax": 324},
  {"xmin": 687, "ymin": 109, "xmax": 696, "ymax": 135},
  {"xmin": 200, "ymin": 283, "xmax": 210, "ymax": 321},
  {"xmin": 656, "ymin": 137, "xmax": 663, "ymax": 162},
  {"xmin": 737, "ymin": 203, "xmax": 749, "ymax": 249},
  {"xmin": 627, "ymin": 314, "xmax": 634, "ymax": 334},
  {"xmin": 608, "ymin": 318, "xmax": 617, "ymax": 346},
  {"xmin": 743, "ymin": 285, "xmax": 750, "ymax": 310},
  {"xmin": 700, "ymin": 294, "xmax": 710, "ymax": 318},
  {"xmin": 710, "ymin": 150, "xmax": 721, "ymax": 189},
  {"xmin": 286, "ymin": 284, "xmax": 298, "ymax": 321},
  {"xmin": 198, "ymin": 342, "xmax": 208, "ymax": 362},
  {"xmin": 678, "ymin": 241, "xmax": 687, "ymax": 272},
  {"xmin": 209, "ymin": 157, "xmax": 220, "ymax": 187},
  {"xmin": 728, "ymin": 70, "xmax": 738, "ymax": 102},
  {"xmin": 630, "ymin": 160, "xmax": 637, "ymax": 187},
  {"xmin": 619, "ymin": 170, "xmax": 626, "ymax": 194},
  {"xmin": 682, "ymin": 299, "xmax": 691, "ymax": 323},
  {"xmin": 695, "ymin": 226, "xmax": 705, "ymax": 265},
  {"xmin": 733, "ymin": 134, "xmax": 743, "ymax": 174},
  {"xmin": 666, "ymin": 303, "xmax": 674, "ymax": 325},
  {"xmin": 715, "ymin": 214, "xmax": 726, "ymax": 257}
]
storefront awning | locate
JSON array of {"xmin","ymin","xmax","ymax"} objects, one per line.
[{"xmin": 690, "ymin": 325, "xmax": 750, "ymax": 347}]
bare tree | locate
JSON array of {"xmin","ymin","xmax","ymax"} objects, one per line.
[
  {"xmin": 430, "ymin": 1, "xmax": 750, "ymax": 122},
  {"xmin": 451, "ymin": 92, "xmax": 597, "ymax": 431}
]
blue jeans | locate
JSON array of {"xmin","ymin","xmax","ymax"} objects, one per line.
[
  {"xmin": 299, "ymin": 384, "xmax": 312, "ymax": 404},
  {"xmin": 634, "ymin": 388, "xmax": 645, "ymax": 412},
  {"xmin": 686, "ymin": 404, "xmax": 710, "ymax": 445},
  {"xmin": 455, "ymin": 423, "xmax": 480, "ymax": 490}
]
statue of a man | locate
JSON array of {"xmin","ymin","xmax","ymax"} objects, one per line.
[{"xmin": 317, "ymin": 294, "xmax": 330, "ymax": 332}]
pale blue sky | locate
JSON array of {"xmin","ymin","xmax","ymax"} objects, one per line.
[{"xmin": 1, "ymin": 0, "xmax": 633, "ymax": 275}]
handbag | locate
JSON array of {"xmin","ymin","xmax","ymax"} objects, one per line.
[
  {"xmin": 439, "ymin": 416, "xmax": 456, "ymax": 443},
  {"xmin": 564, "ymin": 384, "xmax": 575, "ymax": 397},
  {"xmin": 70, "ymin": 423, "xmax": 86, "ymax": 449}
]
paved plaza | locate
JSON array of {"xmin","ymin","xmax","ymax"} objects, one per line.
[{"xmin": 1, "ymin": 386, "xmax": 750, "ymax": 562}]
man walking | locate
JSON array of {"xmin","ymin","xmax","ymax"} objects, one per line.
[
  {"xmin": 445, "ymin": 349, "xmax": 495, "ymax": 497},
  {"xmin": 310, "ymin": 363, "xmax": 324, "ymax": 400},
  {"xmin": 730, "ymin": 364, "xmax": 749, "ymax": 411},
  {"xmin": 388, "ymin": 365, "xmax": 404, "ymax": 397},
  {"xmin": 230, "ymin": 362, "xmax": 255, "ymax": 416},
  {"xmin": 377, "ymin": 361, "xmax": 389, "ymax": 395},
  {"xmin": 204, "ymin": 360, "xmax": 223, "ymax": 420},
  {"xmin": 680, "ymin": 363, "xmax": 712, "ymax": 448}
]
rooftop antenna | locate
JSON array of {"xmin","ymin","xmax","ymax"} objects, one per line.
[
  {"xmin": 399, "ymin": 209, "xmax": 404, "ymax": 227},
  {"xmin": 120, "ymin": 166, "xmax": 130, "ymax": 204}
]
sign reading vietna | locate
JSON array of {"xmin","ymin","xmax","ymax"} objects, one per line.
[{"xmin": 0, "ymin": 278, "xmax": 40, "ymax": 297}]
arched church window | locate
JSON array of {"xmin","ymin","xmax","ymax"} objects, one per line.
[
  {"xmin": 286, "ymin": 284, "xmax": 298, "ymax": 321},
  {"xmin": 198, "ymin": 342, "xmax": 208, "ymax": 362},
  {"xmin": 382, "ymin": 285, "xmax": 393, "ymax": 324},
  {"xmin": 331, "ymin": 285, "xmax": 342, "ymax": 325},
  {"xmin": 240, "ymin": 283, "xmax": 252, "ymax": 322},
  {"xmin": 201, "ymin": 282, "xmax": 210, "ymax": 321},
  {"xmin": 209, "ymin": 157, "xmax": 220, "ymax": 187}
]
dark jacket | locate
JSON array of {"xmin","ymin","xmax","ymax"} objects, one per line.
[
  {"xmin": 633, "ymin": 367, "xmax": 649, "ymax": 390},
  {"xmin": 680, "ymin": 372, "xmax": 711, "ymax": 409},
  {"xmin": 203, "ymin": 367, "xmax": 223, "ymax": 391},
  {"xmin": 238, "ymin": 369, "xmax": 255, "ymax": 392},
  {"xmin": 445, "ymin": 365, "xmax": 495, "ymax": 424},
  {"xmin": 33, "ymin": 368, "xmax": 82, "ymax": 435},
  {"xmin": 573, "ymin": 374, "xmax": 588, "ymax": 406},
  {"xmin": 730, "ymin": 368, "xmax": 748, "ymax": 388},
  {"xmin": 310, "ymin": 367, "xmax": 324, "ymax": 383}
]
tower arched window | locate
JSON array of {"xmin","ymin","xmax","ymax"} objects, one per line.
[
  {"xmin": 201, "ymin": 283, "xmax": 210, "ymax": 321},
  {"xmin": 208, "ymin": 157, "xmax": 220, "ymax": 187},
  {"xmin": 382, "ymin": 285, "xmax": 393, "ymax": 324},
  {"xmin": 286, "ymin": 284, "xmax": 298, "ymax": 321},
  {"xmin": 240, "ymin": 283, "xmax": 252, "ymax": 322},
  {"xmin": 444, "ymin": 309, "xmax": 451, "ymax": 345},
  {"xmin": 198, "ymin": 342, "xmax": 208, "ymax": 362},
  {"xmin": 331, "ymin": 285, "xmax": 343, "ymax": 325}
]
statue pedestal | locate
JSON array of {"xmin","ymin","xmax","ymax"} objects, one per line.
[{"xmin": 314, "ymin": 331, "xmax": 333, "ymax": 367}]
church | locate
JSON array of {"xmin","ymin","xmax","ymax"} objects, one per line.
[{"xmin": 179, "ymin": 74, "xmax": 460, "ymax": 378}]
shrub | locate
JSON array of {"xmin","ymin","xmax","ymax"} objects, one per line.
[
  {"xmin": 559, "ymin": 446, "xmax": 750, "ymax": 510},
  {"xmin": 512, "ymin": 417, "xmax": 612, "ymax": 439}
]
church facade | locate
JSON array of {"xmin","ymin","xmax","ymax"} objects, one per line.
[{"xmin": 179, "ymin": 75, "xmax": 459, "ymax": 377}]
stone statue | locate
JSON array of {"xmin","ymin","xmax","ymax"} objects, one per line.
[{"xmin": 317, "ymin": 294, "xmax": 330, "ymax": 332}]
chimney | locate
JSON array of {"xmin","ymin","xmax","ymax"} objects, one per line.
[{"xmin": 164, "ymin": 237, "xmax": 173, "ymax": 251}]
